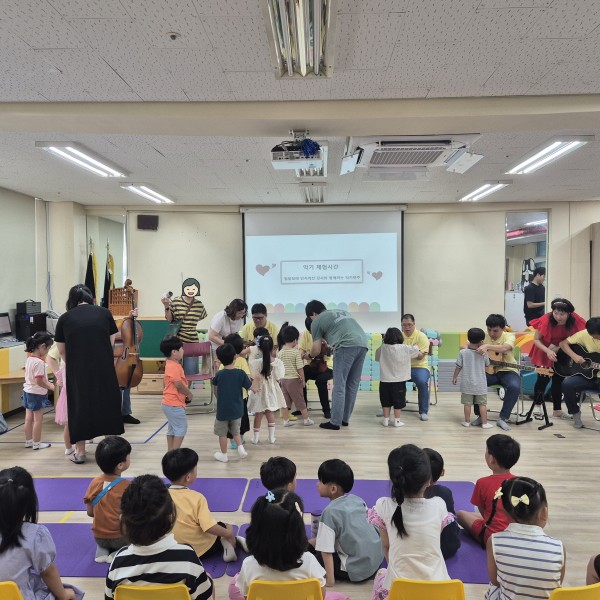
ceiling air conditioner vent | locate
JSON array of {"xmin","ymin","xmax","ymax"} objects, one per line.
[{"xmin": 365, "ymin": 141, "xmax": 453, "ymax": 168}]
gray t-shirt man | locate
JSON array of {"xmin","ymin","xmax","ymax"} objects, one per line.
[{"xmin": 311, "ymin": 310, "xmax": 368, "ymax": 351}]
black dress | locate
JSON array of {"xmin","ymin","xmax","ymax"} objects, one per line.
[{"xmin": 54, "ymin": 304, "xmax": 124, "ymax": 442}]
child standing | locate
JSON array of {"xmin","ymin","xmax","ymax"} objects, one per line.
[
  {"xmin": 45, "ymin": 343, "xmax": 74, "ymax": 456},
  {"xmin": 160, "ymin": 336, "xmax": 194, "ymax": 450},
  {"xmin": 162, "ymin": 448, "xmax": 246, "ymax": 562},
  {"xmin": 423, "ymin": 448, "xmax": 461, "ymax": 559},
  {"xmin": 105, "ymin": 475, "xmax": 213, "ymax": 600},
  {"xmin": 278, "ymin": 323, "xmax": 314, "ymax": 427},
  {"xmin": 222, "ymin": 333, "xmax": 252, "ymax": 449},
  {"xmin": 375, "ymin": 327, "xmax": 419, "ymax": 427},
  {"xmin": 83, "ymin": 436, "xmax": 131, "ymax": 563},
  {"xmin": 247, "ymin": 335, "xmax": 286, "ymax": 444},
  {"xmin": 368, "ymin": 445, "xmax": 452, "ymax": 599},
  {"xmin": 229, "ymin": 490, "xmax": 329, "ymax": 600},
  {"xmin": 486, "ymin": 477, "xmax": 565, "ymax": 599},
  {"xmin": 311, "ymin": 459, "xmax": 383, "ymax": 586},
  {"xmin": 457, "ymin": 434, "xmax": 520, "ymax": 545},
  {"xmin": 453, "ymin": 327, "xmax": 493, "ymax": 428},
  {"xmin": 212, "ymin": 343, "xmax": 254, "ymax": 463},
  {"xmin": 0, "ymin": 466, "xmax": 84, "ymax": 600},
  {"xmin": 23, "ymin": 332, "xmax": 55, "ymax": 450}
]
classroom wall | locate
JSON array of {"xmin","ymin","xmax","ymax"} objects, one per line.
[
  {"xmin": 127, "ymin": 209, "xmax": 243, "ymax": 321},
  {"xmin": 0, "ymin": 187, "xmax": 37, "ymax": 317}
]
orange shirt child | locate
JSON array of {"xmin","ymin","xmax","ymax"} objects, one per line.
[{"xmin": 163, "ymin": 359, "xmax": 188, "ymax": 407}]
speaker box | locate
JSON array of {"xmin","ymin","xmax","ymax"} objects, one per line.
[
  {"xmin": 15, "ymin": 313, "xmax": 47, "ymax": 341},
  {"xmin": 137, "ymin": 214, "xmax": 159, "ymax": 231}
]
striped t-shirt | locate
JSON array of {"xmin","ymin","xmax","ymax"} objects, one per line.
[
  {"xmin": 104, "ymin": 534, "xmax": 213, "ymax": 600},
  {"xmin": 169, "ymin": 297, "xmax": 207, "ymax": 343},
  {"xmin": 278, "ymin": 347, "xmax": 304, "ymax": 379},
  {"xmin": 487, "ymin": 523, "xmax": 564, "ymax": 600}
]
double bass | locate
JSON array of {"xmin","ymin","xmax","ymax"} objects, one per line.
[{"xmin": 114, "ymin": 279, "xmax": 144, "ymax": 389}]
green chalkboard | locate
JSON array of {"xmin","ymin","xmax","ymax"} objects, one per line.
[{"xmin": 138, "ymin": 319, "xmax": 169, "ymax": 358}]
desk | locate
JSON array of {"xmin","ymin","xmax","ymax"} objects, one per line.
[{"xmin": 0, "ymin": 369, "xmax": 25, "ymax": 413}]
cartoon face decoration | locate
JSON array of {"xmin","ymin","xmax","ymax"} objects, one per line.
[{"xmin": 181, "ymin": 277, "xmax": 201, "ymax": 298}]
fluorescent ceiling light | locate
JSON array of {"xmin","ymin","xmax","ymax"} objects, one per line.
[
  {"xmin": 263, "ymin": 0, "xmax": 337, "ymax": 78},
  {"xmin": 35, "ymin": 142, "xmax": 127, "ymax": 177},
  {"xmin": 506, "ymin": 136, "xmax": 594, "ymax": 175},
  {"xmin": 120, "ymin": 183, "xmax": 175, "ymax": 204},
  {"xmin": 459, "ymin": 181, "xmax": 512, "ymax": 202}
]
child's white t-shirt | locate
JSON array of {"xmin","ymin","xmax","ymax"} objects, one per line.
[
  {"xmin": 24, "ymin": 356, "xmax": 48, "ymax": 395},
  {"xmin": 236, "ymin": 552, "xmax": 325, "ymax": 596},
  {"xmin": 375, "ymin": 344, "xmax": 419, "ymax": 382}
]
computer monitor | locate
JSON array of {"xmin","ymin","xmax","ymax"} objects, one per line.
[{"xmin": 0, "ymin": 313, "xmax": 13, "ymax": 337}]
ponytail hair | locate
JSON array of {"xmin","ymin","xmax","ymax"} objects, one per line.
[
  {"xmin": 258, "ymin": 335, "xmax": 274, "ymax": 379},
  {"xmin": 387, "ymin": 445, "xmax": 431, "ymax": 537},
  {"xmin": 277, "ymin": 322, "xmax": 300, "ymax": 350},
  {"xmin": 247, "ymin": 489, "xmax": 307, "ymax": 571},
  {"xmin": 25, "ymin": 332, "xmax": 53, "ymax": 353},
  {"xmin": 66, "ymin": 284, "xmax": 94, "ymax": 310},
  {"xmin": 500, "ymin": 476, "xmax": 547, "ymax": 525},
  {"xmin": 0, "ymin": 467, "xmax": 38, "ymax": 553}
]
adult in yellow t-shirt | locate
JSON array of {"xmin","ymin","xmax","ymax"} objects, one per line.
[
  {"xmin": 559, "ymin": 317, "xmax": 600, "ymax": 429},
  {"xmin": 472, "ymin": 314, "xmax": 520, "ymax": 431},
  {"xmin": 401, "ymin": 314, "xmax": 431, "ymax": 420},
  {"xmin": 238, "ymin": 303, "xmax": 280, "ymax": 344}
]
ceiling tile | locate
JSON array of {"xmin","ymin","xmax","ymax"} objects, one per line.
[
  {"xmin": 47, "ymin": 0, "xmax": 130, "ymax": 18},
  {"xmin": 227, "ymin": 71, "xmax": 283, "ymax": 101},
  {"xmin": 467, "ymin": 7, "xmax": 542, "ymax": 38},
  {"xmin": 338, "ymin": 0, "xmax": 410, "ymax": 12},
  {"xmin": 478, "ymin": 0, "xmax": 553, "ymax": 6},
  {"xmin": 527, "ymin": 0, "xmax": 600, "ymax": 38},
  {"xmin": 191, "ymin": 0, "xmax": 262, "ymax": 17},
  {"xmin": 528, "ymin": 61, "xmax": 600, "ymax": 94},
  {"xmin": 330, "ymin": 70, "xmax": 387, "ymax": 99},
  {"xmin": 280, "ymin": 78, "xmax": 332, "ymax": 100}
]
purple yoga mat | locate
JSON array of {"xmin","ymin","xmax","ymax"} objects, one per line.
[
  {"xmin": 242, "ymin": 479, "xmax": 474, "ymax": 513},
  {"xmin": 48, "ymin": 522, "xmax": 236, "ymax": 579},
  {"xmin": 35, "ymin": 477, "xmax": 247, "ymax": 512},
  {"xmin": 446, "ymin": 530, "xmax": 488, "ymax": 584}
]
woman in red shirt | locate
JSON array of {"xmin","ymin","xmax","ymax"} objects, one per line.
[{"xmin": 529, "ymin": 298, "xmax": 586, "ymax": 417}]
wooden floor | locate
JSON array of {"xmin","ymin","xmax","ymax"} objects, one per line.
[{"xmin": 2, "ymin": 388, "xmax": 598, "ymax": 600}]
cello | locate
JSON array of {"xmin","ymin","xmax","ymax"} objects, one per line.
[{"xmin": 114, "ymin": 279, "xmax": 144, "ymax": 389}]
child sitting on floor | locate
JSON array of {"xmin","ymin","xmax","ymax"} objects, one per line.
[
  {"xmin": 162, "ymin": 447, "xmax": 247, "ymax": 562},
  {"xmin": 0, "ymin": 466, "xmax": 84, "ymax": 600},
  {"xmin": 229, "ymin": 489, "xmax": 348, "ymax": 600},
  {"xmin": 105, "ymin": 474, "xmax": 213, "ymax": 599},
  {"xmin": 457, "ymin": 434, "xmax": 519, "ymax": 546},
  {"xmin": 83, "ymin": 436, "xmax": 131, "ymax": 563},
  {"xmin": 260, "ymin": 456, "xmax": 297, "ymax": 491},
  {"xmin": 368, "ymin": 445, "xmax": 452, "ymax": 599},
  {"xmin": 311, "ymin": 459, "xmax": 383, "ymax": 587},
  {"xmin": 423, "ymin": 448, "xmax": 461, "ymax": 559},
  {"xmin": 486, "ymin": 477, "xmax": 564, "ymax": 599}
]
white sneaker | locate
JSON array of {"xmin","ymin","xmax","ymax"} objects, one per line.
[
  {"xmin": 25, "ymin": 440, "xmax": 33, "ymax": 448},
  {"xmin": 214, "ymin": 451, "xmax": 229, "ymax": 463},
  {"xmin": 283, "ymin": 420, "xmax": 295, "ymax": 427},
  {"xmin": 64, "ymin": 447, "xmax": 75, "ymax": 455},
  {"xmin": 94, "ymin": 546, "xmax": 110, "ymax": 563},
  {"xmin": 394, "ymin": 419, "xmax": 405, "ymax": 427},
  {"xmin": 33, "ymin": 442, "xmax": 51, "ymax": 450},
  {"xmin": 252, "ymin": 431, "xmax": 260, "ymax": 445},
  {"xmin": 237, "ymin": 445, "xmax": 248, "ymax": 458},
  {"xmin": 419, "ymin": 413, "xmax": 429, "ymax": 421},
  {"xmin": 303, "ymin": 418, "xmax": 314, "ymax": 426},
  {"xmin": 221, "ymin": 538, "xmax": 237, "ymax": 562},
  {"xmin": 268, "ymin": 428, "xmax": 276, "ymax": 444},
  {"xmin": 382, "ymin": 418, "xmax": 389, "ymax": 427},
  {"xmin": 462, "ymin": 421, "xmax": 471, "ymax": 427},
  {"xmin": 482, "ymin": 423, "xmax": 494, "ymax": 429}
]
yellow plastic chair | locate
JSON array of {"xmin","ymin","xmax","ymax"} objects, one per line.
[
  {"xmin": 114, "ymin": 583, "xmax": 191, "ymax": 599},
  {"xmin": 0, "ymin": 581, "xmax": 25, "ymax": 600},
  {"xmin": 388, "ymin": 578, "xmax": 466, "ymax": 600},
  {"xmin": 550, "ymin": 582, "xmax": 600, "ymax": 599},
  {"xmin": 247, "ymin": 578, "xmax": 323, "ymax": 600}
]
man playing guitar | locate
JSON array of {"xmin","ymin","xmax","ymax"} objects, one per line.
[
  {"xmin": 473, "ymin": 314, "xmax": 521, "ymax": 431},
  {"xmin": 558, "ymin": 317, "xmax": 600, "ymax": 429}
]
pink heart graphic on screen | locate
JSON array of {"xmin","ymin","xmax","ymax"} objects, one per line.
[
  {"xmin": 256, "ymin": 265, "xmax": 270, "ymax": 276},
  {"xmin": 372, "ymin": 271, "xmax": 383, "ymax": 280}
]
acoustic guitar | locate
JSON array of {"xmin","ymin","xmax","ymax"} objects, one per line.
[
  {"xmin": 486, "ymin": 350, "xmax": 554, "ymax": 377},
  {"xmin": 555, "ymin": 344, "xmax": 600, "ymax": 379}
]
